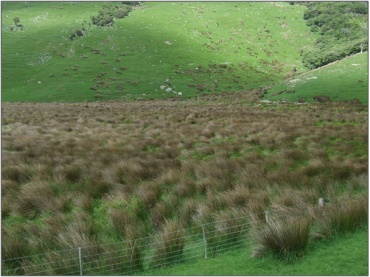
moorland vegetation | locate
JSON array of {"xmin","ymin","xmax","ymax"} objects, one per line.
[
  {"xmin": 1, "ymin": 1, "xmax": 368, "ymax": 275},
  {"xmin": 2, "ymin": 97, "xmax": 368, "ymax": 274}
]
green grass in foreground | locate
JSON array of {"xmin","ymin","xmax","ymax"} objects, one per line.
[
  {"xmin": 141, "ymin": 227, "xmax": 368, "ymax": 276},
  {"xmin": 265, "ymin": 52, "xmax": 368, "ymax": 104}
]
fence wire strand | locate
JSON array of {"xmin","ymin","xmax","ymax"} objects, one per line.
[{"xmin": 2, "ymin": 199, "xmax": 356, "ymax": 275}]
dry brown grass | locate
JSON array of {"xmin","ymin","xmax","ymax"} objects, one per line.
[
  {"xmin": 151, "ymin": 219, "xmax": 185, "ymax": 267},
  {"xmin": 313, "ymin": 193, "xmax": 368, "ymax": 238},
  {"xmin": 1, "ymin": 100, "xmax": 367, "ymax": 268},
  {"xmin": 251, "ymin": 214, "xmax": 312, "ymax": 258}
]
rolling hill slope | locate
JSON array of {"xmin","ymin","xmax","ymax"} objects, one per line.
[
  {"xmin": 2, "ymin": 1, "xmax": 318, "ymax": 102},
  {"xmin": 264, "ymin": 52, "xmax": 368, "ymax": 104}
]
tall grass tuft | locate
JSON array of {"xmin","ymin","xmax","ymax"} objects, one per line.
[
  {"xmin": 251, "ymin": 215, "xmax": 312, "ymax": 259},
  {"xmin": 210, "ymin": 209, "xmax": 248, "ymax": 255},
  {"xmin": 314, "ymin": 194, "xmax": 368, "ymax": 238},
  {"xmin": 151, "ymin": 202, "xmax": 172, "ymax": 230},
  {"xmin": 21, "ymin": 250, "xmax": 80, "ymax": 276},
  {"xmin": 2, "ymin": 165, "xmax": 32, "ymax": 184},
  {"xmin": 2, "ymin": 225, "xmax": 31, "ymax": 274},
  {"xmin": 14, "ymin": 181, "xmax": 57, "ymax": 217},
  {"xmin": 151, "ymin": 219, "xmax": 185, "ymax": 268},
  {"xmin": 135, "ymin": 183, "xmax": 161, "ymax": 208},
  {"xmin": 125, "ymin": 238, "xmax": 144, "ymax": 273}
]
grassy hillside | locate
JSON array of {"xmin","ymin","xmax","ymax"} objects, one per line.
[
  {"xmin": 264, "ymin": 52, "xmax": 368, "ymax": 104},
  {"xmin": 2, "ymin": 1, "xmax": 317, "ymax": 102}
]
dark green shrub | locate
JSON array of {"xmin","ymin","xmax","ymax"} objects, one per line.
[
  {"xmin": 90, "ymin": 3, "xmax": 134, "ymax": 26},
  {"xmin": 114, "ymin": 6, "xmax": 131, "ymax": 18},
  {"xmin": 13, "ymin": 16, "xmax": 20, "ymax": 25},
  {"xmin": 301, "ymin": 2, "xmax": 367, "ymax": 68}
]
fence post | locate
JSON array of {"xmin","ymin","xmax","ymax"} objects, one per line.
[
  {"xmin": 201, "ymin": 225, "xmax": 208, "ymax": 259},
  {"xmin": 78, "ymin": 247, "xmax": 83, "ymax": 276},
  {"xmin": 265, "ymin": 211, "xmax": 269, "ymax": 224},
  {"xmin": 319, "ymin": 198, "xmax": 325, "ymax": 207}
]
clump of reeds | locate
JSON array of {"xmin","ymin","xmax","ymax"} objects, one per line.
[
  {"xmin": 180, "ymin": 198, "xmax": 199, "ymax": 226},
  {"xmin": 125, "ymin": 238, "xmax": 144, "ymax": 273},
  {"xmin": 135, "ymin": 183, "xmax": 161, "ymax": 208},
  {"xmin": 2, "ymin": 165, "xmax": 32, "ymax": 184},
  {"xmin": 251, "ymin": 214, "xmax": 312, "ymax": 259},
  {"xmin": 13, "ymin": 181, "xmax": 58, "ymax": 217},
  {"xmin": 212, "ymin": 209, "xmax": 248, "ymax": 252},
  {"xmin": 220, "ymin": 185, "xmax": 251, "ymax": 208},
  {"xmin": 1, "ymin": 100, "xmax": 368, "ymax": 274},
  {"xmin": 1, "ymin": 225, "xmax": 31, "ymax": 263},
  {"xmin": 151, "ymin": 219, "xmax": 185, "ymax": 268},
  {"xmin": 150, "ymin": 202, "xmax": 172, "ymax": 230},
  {"xmin": 314, "ymin": 193, "xmax": 368, "ymax": 238},
  {"xmin": 21, "ymin": 250, "xmax": 80, "ymax": 276},
  {"xmin": 108, "ymin": 207, "xmax": 131, "ymax": 237}
]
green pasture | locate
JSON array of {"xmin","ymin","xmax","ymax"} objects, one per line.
[
  {"xmin": 2, "ymin": 1, "xmax": 316, "ymax": 102},
  {"xmin": 265, "ymin": 52, "xmax": 368, "ymax": 104}
]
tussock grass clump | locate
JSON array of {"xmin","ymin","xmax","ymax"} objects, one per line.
[
  {"xmin": 2, "ymin": 225, "xmax": 31, "ymax": 263},
  {"xmin": 151, "ymin": 219, "xmax": 185, "ymax": 268},
  {"xmin": 108, "ymin": 207, "xmax": 131, "ymax": 237},
  {"xmin": 252, "ymin": 215, "xmax": 312, "ymax": 259},
  {"xmin": 151, "ymin": 202, "xmax": 172, "ymax": 230},
  {"xmin": 1, "ymin": 101, "xmax": 367, "ymax": 273},
  {"xmin": 314, "ymin": 194, "xmax": 368, "ymax": 238},
  {"xmin": 57, "ymin": 164, "xmax": 85, "ymax": 183},
  {"xmin": 57, "ymin": 211, "xmax": 97, "ymax": 250},
  {"xmin": 174, "ymin": 179, "xmax": 196, "ymax": 198},
  {"xmin": 220, "ymin": 185, "xmax": 251, "ymax": 208},
  {"xmin": 213, "ymin": 209, "xmax": 248, "ymax": 250},
  {"xmin": 179, "ymin": 198, "xmax": 199, "ymax": 226},
  {"xmin": 135, "ymin": 183, "xmax": 162, "ymax": 208},
  {"xmin": 14, "ymin": 181, "xmax": 58, "ymax": 217},
  {"xmin": 73, "ymin": 192, "xmax": 94, "ymax": 213},
  {"xmin": 2, "ymin": 165, "xmax": 32, "ymax": 184},
  {"xmin": 21, "ymin": 250, "xmax": 80, "ymax": 276},
  {"xmin": 125, "ymin": 239, "xmax": 144, "ymax": 273}
]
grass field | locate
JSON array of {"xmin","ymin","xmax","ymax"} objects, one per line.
[
  {"xmin": 141, "ymin": 226, "xmax": 368, "ymax": 276},
  {"xmin": 2, "ymin": 1, "xmax": 317, "ymax": 102},
  {"xmin": 2, "ymin": 97, "xmax": 368, "ymax": 274},
  {"xmin": 265, "ymin": 52, "xmax": 368, "ymax": 104},
  {"xmin": 1, "ymin": 1, "xmax": 368, "ymax": 275}
]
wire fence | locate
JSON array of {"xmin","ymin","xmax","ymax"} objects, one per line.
[
  {"xmin": 2, "ymin": 217, "xmax": 251, "ymax": 276},
  {"xmin": 1, "ymin": 197, "xmax": 364, "ymax": 275}
]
